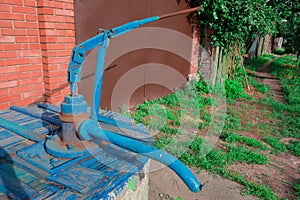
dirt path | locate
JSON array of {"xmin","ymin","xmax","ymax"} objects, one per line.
[
  {"xmin": 252, "ymin": 59, "xmax": 286, "ymax": 103},
  {"xmin": 148, "ymin": 161, "xmax": 259, "ymax": 200}
]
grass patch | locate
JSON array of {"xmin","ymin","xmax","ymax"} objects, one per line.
[
  {"xmin": 264, "ymin": 137, "xmax": 287, "ymax": 154},
  {"xmin": 246, "ymin": 54, "xmax": 276, "ymax": 71},
  {"xmin": 286, "ymin": 141, "xmax": 300, "ymax": 157}
]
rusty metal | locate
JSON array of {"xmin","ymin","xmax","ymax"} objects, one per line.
[{"xmin": 159, "ymin": 6, "xmax": 200, "ymax": 19}]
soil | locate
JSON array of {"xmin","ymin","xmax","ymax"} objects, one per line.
[
  {"xmin": 148, "ymin": 160, "xmax": 259, "ymax": 200},
  {"xmin": 147, "ymin": 59, "xmax": 300, "ymax": 200}
]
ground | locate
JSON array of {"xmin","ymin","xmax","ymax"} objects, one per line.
[{"xmin": 127, "ymin": 54, "xmax": 300, "ymax": 200}]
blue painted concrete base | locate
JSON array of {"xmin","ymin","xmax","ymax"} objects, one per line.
[{"xmin": 0, "ymin": 104, "xmax": 150, "ymax": 199}]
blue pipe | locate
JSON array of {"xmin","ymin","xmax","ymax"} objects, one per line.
[{"xmin": 78, "ymin": 120, "xmax": 203, "ymax": 193}]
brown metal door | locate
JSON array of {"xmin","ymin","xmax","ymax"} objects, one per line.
[{"xmin": 75, "ymin": 0, "xmax": 193, "ymax": 111}]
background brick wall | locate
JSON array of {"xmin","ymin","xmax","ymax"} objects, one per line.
[{"xmin": 0, "ymin": 0, "xmax": 75, "ymax": 110}]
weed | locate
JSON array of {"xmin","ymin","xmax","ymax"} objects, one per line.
[
  {"xmin": 227, "ymin": 144, "xmax": 268, "ymax": 165},
  {"xmin": 221, "ymin": 132, "xmax": 269, "ymax": 151},
  {"xmin": 286, "ymin": 140, "xmax": 300, "ymax": 156},
  {"xmin": 264, "ymin": 137, "xmax": 287, "ymax": 154},
  {"xmin": 225, "ymin": 79, "xmax": 248, "ymax": 99},
  {"xmin": 292, "ymin": 180, "xmax": 300, "ymax": 199},
  {"xmin": 248, "ymin": 77, "xmax": 270, "ymax": 94},
  {"xmin": 171, "ymin": 197, "xmax": 183, "ymax": 200}
]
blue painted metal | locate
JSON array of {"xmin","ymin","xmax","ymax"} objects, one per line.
[
  {"xmin": 61, "ymin": 95, "xmax": 88, "ymax": 115},
  {"xmin": 0, "ymin": 117, "xmax": 44, "ymax": 142},
  {"xmin": 79, "ymin": 119, "xmax": 202, "ymax": 192},
  {"xmin": 0, "ymin": 105, "xmax": 150, "ymax": 199},
  {"xmin": 10, "ymin": 105, "xmax": 62, "ymax": 127}
]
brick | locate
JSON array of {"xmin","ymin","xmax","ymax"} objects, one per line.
[
  {"xmin": 11, "ymin": 98, "xmax": 34, "ymax": 106},
  {"xmin": 25, "ymin": 14, "xmax": 37, "ymax": 21},
  {"xmin": 40, "ymin": 36, "xmax": 55, "ymax": 43},
  {"xmin": 41, "ymin": 43, "xmax": 66, "ymax": 50},
  {"xmin": 56, "ymin": 50, "xmax": 70, "ymax": 57},
  {"xmin": 31, "ymin": 71, "xmax": 43, "ymax": 77},
  {"xmin": 30, "ymin": 57, "xmax": 42, "ymax": 64},
  {"xmin": 0, "ymin": 36, "xmax": 15, "ymax": 43},
  {"xmin": 14, "ymin": 21, "xmax": 38, "ymax": 29},
  {"xmin": 56, "ymin": 37, "xmax": 74, "ymax": 43},
  {"xmin": 64, "ymin": 3, "xmax": 73, "ymax": 10},
  {"xmin": 57, "ymin": 0, "xmax": 73, "ymax": 3},
  {"xmin": 0, "ymin": 5, "xmax": 10, "ymax": 12},
  {"xmin": 44, "ymin": 82, "xmax": 61, "ymax": 90},
  {"xmin": 0, "ymin": 59, "xmax": 5, "ymax": 66},
  {"xmin": 55, "ymin": 23, "xmax": 74, "ymax": 30},
  {"xmin": 0, "ymin": 66, "xmax": 19, "ymax": 74},
  {"xmin": 0, "ymin": 94, "xmax": 21, "ymax": 103},
  {"xmin": 38, "ymin": 15, "xmax": 65, "ymax": 23},
  {"xmin": 2, "ymin": 29, "xmax": 27, "ymax": 36},
  {"xmin": 0, "ymin": 75, "xmax": 6, "ymax": 81},
  {"xmin": 40, "ymin": 29, "xmax": 66, "ymax": 36},
  {"xmin": 66, "ymin": 43, "xmax": 74, "ymax": 50},
  {"xmin": 0, "ymin": 80, "xmax": 18, "ymax": 89},
  {"xmin": 19, "ymin": 64, "xmax": 41, "ymax": 72},
  {"xmin": 54, "ymin": 9, "xmax": 73, "ymax": 17},
  {"xmin": 7, "ymin": 72, "xmax": 30, "ymax": 80},
  {"xmin": 4, "ymin": 43, "xmax": 28, "ymax": 51},
  {"xmin": 41, "ymin": 51, "xmax": 56, "ymax": 57},
  {"xmin": 65, "ymin": 30, "xmax": 75, "ymax": 37},
  {"xmin": 0, "ymin": 51, "xmax": 17, "ymax": 58},
  {"xmin": 9, "ymin": 85, "xmax": 32, "ymax": 94},
  {"xmin": 0, "ymin": 103, "xmax": 9, "ymax": 110},
  {"xmin": 0, "ymin": 88, "xmax": 8, "ymax": 96},
  {"xmin": 12, "ymin": 6, "xmax": 36, "ymax": 14},
  {"xmin": 34, "ymin": 96, "xmax": 45, "ymax": 102},
  {"xmin": 18, "ymin": 50, "xmax": 41, "ymax": 57},
  {"xmin": 0, "ymin": 13, "xmax": 24, "ymax": 20},
  {"xmin": 38, "ymin": 7, "xmax": 54, "ymax": 15},
  {"xmin": 16, "ymin": 36, "xmax": 39, "ymax": 43},
  {"xmin": 24, "ymin": 0, "xmax": 37, "ymax": 7},
  {"xmin": 6, "ymin": 58, "xmax": 31, "ymax": 66},
  {"xmin": 39, "ymin": 22, "xmax": 55, "ymax": 29},
  {"xmin": 32, "ymin": 84, "xmax": 43, "ymax": 90},
  {"xmin": 44, "ymin": 76, "xmax": 60, "ymax": 84},
  {"xmin": 19, "ymin": 77, "xmax": 43, "ymax": 85},
  {"xmin": 0, "ymin": 20, "xmax": 12, "ymax": 28},
  {"xmin": 29, "ymin": 44, "xmax": 41, "ymax": 50},
  {"xmin": 22, "ymin": 90, "xmax": 43, "ymax": 99},
  {"xmin": 65, "ymin": 16, "xmax": 74, "ymax": 23},
  {"xmin": 0, "ymin": 0, "xmax": 22, "ymax": 5},
  {"xmin": 27, "ymin": 29, "xmax": 39, "ymax": 36},
  {"xmin": 42, "ymin": 57, "xmax": 68, "ymax": 64},
  {"xmin": 38, "ymin": 1, "xmax": 63, "ymax": 9},
  {"xmin": 43, "ymin": 64, "xmax": 59, "ymax": 71},
  {"xmin": 45, "ymin": 95, "xmax": 64, "ymax": 104}
]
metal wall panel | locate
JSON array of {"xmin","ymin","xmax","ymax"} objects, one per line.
[{"xmin": 75, "ymin": 0, "xmax": 193, "ymax": 111}]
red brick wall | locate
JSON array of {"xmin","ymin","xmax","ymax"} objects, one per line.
[{"xmin": 0, "ymin": 0, "xmax": 75, "ymax": 110}]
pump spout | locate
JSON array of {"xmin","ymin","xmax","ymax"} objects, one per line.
[{"xmin": 78, "ymin": 119, "xmax": 204, "ymax": 193}]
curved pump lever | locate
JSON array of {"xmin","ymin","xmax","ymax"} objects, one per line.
[{"xmin": 78, "ymin": 119, "xmax": 204, "ymax": 193}]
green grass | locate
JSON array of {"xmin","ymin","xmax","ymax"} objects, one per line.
[
  {"xmin": 221, "ymin": 132, "xmax": 269, "ymax": 151},
  {"xmin": 286, "ymin": 141, "xmax": 300, "ymax": 157},
  {"xmin": 292, "ymin": 180, "xmax": 300, "ymax": 199},
  {"xmin": 264, "ymin": 137, "xmax": 287, "ymax": 154},
  {"xmin": 246, "ymin": 54, "xmax": 276, "ymax": 71}
]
